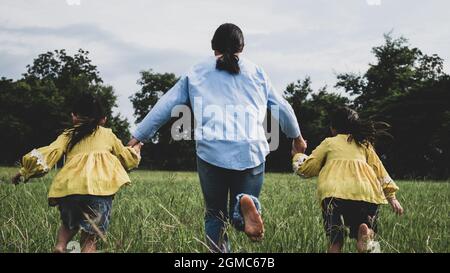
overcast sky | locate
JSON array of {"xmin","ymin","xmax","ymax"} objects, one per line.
[{"xmin": 1, "ymin": 0, "xmax": 449, "ymax": 125}]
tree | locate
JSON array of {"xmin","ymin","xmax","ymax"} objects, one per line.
[
  {"xmin": 0, "ymin": 49, "xmax": 130, "ymax": 164},
  {"xmin": 377, "ymin": 77, "xmax": 450, "ymax": 178},
  {"xmin": 336, "ymin": 33, "xmax": 446, "ymax": 114},
  {"xmin": 336, "ymin": 34, "xmax": 449, "ymax": 179},
  {"xmin": 0, "ymin": 77, "xmax": 62, "ymax": 163},
  {"xmin": 22, "ymin": 49, "xmax": 130, "ymax": 141}
]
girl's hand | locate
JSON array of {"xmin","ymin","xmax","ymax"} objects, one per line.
[
  {"xmin": 132, "ymin": 142, "xmax": 143, "ymax": 154},
  {"xmin": 11, "ymin": 173, "xmax": 22, "ymax": 185},
  {"xmin": 388, "ymin": 198, "xmax": 404, "ymax": 216}
]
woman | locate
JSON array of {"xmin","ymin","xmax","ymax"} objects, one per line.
[{"xmin": 128, "ymin": 23, "xmax": 307, "ymax": 252}]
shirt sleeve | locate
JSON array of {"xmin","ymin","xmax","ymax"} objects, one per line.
[
  {"xmin": 19, "ymin": 133, "xmax": 69, "ymax": 181},
  {"xmin": 264, "ymin": 70, "xmax": 302, "ymax": 139},
  {"xmin": 365, "ymin": 145, "xmax": 399, "ymax": 199},
  {"xmin": 293, "ymin": 138, "xmax": 329, "ymax": 178},
  {"xmin": 111, "ymin": 131, "xmax": 141, "ymax": 171},
  {"xmin": 132, "ymin": 75, "xmax": 190, "ymax": 142}
]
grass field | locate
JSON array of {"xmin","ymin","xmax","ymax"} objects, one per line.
[{"xmin": 0, "ymin": 167, "xmax": 448, "ymax": 253}]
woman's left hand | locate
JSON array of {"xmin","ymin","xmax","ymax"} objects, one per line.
[{"xmin": 291, "ymin": 136, "xmax": 307, "ymax": 156}]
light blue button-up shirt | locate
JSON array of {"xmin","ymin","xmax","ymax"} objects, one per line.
[{"xmin": 133, "ymin": 56, "xmax": 301, "ymax": 170}]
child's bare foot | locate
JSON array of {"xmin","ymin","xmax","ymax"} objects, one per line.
[
  {"xmin": 356, "ymin": 224, "xmax": 374, "ymax": 253},
  {"xmin": 53, "ymin": 245, "xmax": 66, "ymax": 253},
  {"xmin": 54, "ymin": 225, "xmax": 77, "ymax": 253},
  {"xmin": 240, "ymin": 195, "xmax": 264, "ymax": 241},
  {"xmin": 81, "ymin": 232, "xmax": 98, "ymax": 253}
]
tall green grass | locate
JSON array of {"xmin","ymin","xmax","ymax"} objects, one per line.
[{"xmin": 0, "ymin": 167, "xmax": 448, "ymax": 253}]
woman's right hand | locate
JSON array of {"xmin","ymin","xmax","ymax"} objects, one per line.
[
  {"xmin": 291, "ymin": 136, "xmax": 307, "ymax": 156},
  {"xmin": 127, "ymin": 137, "xmax": 140, "ymax": 147}
]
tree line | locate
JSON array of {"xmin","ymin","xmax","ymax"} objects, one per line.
[{"xmin": 1, "ymin": 34, "xmax": 448, "ymax": 179}]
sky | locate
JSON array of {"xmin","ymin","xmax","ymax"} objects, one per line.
[{"xmin": 1, "ymin": 0, "xmax": 449, "ymax": 125}]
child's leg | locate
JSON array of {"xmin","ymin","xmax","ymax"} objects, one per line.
[
  {"xmin": 328, "ymin": 241, "xmax": 344, "ymax": 253},
  {"xmin": 322, "ymin": 198, "xmax": 346, "ymax": 253},
  {"xmin": 77, "ymin": 195, "xmax": 113, "ymax": 253},
  {"xmin": 327, "ymin": 225, "xmax": 345, "ymax": 253},
  {"xmin": 351, "ymin": 202, "xmax": 378, "ymax": 253},
  {"xmin": 356, "ymin": 223, "xmax": 374, "ymax": 253},
  {"xmin": 54, "ymin": 224, "xmax": 78, "ymax": 253},
  {"xmin": 80, "ymin": 231, "xmax": 97, "ymax": 253}
]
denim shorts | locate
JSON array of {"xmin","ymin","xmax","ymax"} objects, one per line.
[
  {"xmin": 57, "ymin": 195, "xmax": 113, "ymax": 236},
  {"xmin": 322, "ymin": 197, "xmax": 379, "ymax": 244}
]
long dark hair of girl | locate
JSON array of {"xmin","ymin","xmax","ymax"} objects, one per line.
[
  {"xmin": 329, "ymin": 107, "xmax": 391, "ymax": 147},
  {"xmin": 65, "ymin": 93, "xmax": 106, "ymax": 151},
  {"xmin": 211, "ymin": 23, "xmax": 244, "ymax": 75}
]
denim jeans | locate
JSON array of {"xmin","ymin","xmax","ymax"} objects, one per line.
[
  {"xmin": 57, "ymin": 194, "xmax": 113, "ymax": 235},
  {"xmin": 197, "ymin": 156, "xmax": 264, "ymax": 253}
]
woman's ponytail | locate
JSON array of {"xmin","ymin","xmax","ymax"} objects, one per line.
[
  {"xmin": 216, "ymin": 52, "xmax": 240, "ymax": 75},
  {"xmin": 211, "ymin": 23, "xmax": 244, "ymax": 75}
]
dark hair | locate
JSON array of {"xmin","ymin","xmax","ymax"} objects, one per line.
[
  {"xmin": 66, "ymin": 93, "xmax": 106, "ymax": 151},
  {"xmin": 329, "ymin": 107, "xmax": 391, "ymax": 147},
  {"xmin": 211, "ymin": 23, "xmax": 244, "ymax": 75}
]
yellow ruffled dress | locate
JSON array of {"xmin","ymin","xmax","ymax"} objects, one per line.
[
  {"xmin": 19, "ymin": 126, "xmax": 140, "ymax": 205},
  {"xmin": 292, "ymin": 134, "xmax": 398, "ymax": 204}
]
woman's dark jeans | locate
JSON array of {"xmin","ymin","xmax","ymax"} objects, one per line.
[{"xmin": 197, "ymin": 156, "xmax": 264, "ymax": 253}]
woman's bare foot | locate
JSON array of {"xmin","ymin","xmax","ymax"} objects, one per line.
[
  {"xmin": 356, "ymin": 224, "xmax": 374, "ymax": 253},
  {"xmin": 240, "ymin": 195, "xmax": 264, "ymax": 241}
]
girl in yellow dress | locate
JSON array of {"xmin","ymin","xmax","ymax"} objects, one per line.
[
  {"xmin": 292, "ymin": 107, "xmax": 404, "ymax": 253},
  {"xmin": 12, "ymin": 94, "xmax": 141, "ymax": 253}
]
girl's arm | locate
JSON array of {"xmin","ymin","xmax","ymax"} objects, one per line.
[
  {"xmin": 365, "ymin": 145, "xmax": 399, "ymax": 200},
  {"xmin": 292, "ymin": 138, "xmax": 329, "ymax": 178},
  {"xmin": 365, "ymin": 145, "xmax": 403, "ymax": 215},
  {"xmin": 15, "ymin": 133, "xmax": 69, "ymax": 183},
  {"xmin": 111, "ymin": 132, "xmax": 141, "ymax": 171}
]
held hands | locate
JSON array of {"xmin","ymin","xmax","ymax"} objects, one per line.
[
  {"xmin": 291, "ymin": 136, "xmax": 307, "ymax": 156},
  {"xmin": 292, "ymin": 153, "xmax": 308, "ymax": 174},
  {"xmin": 127, "ymin": 137, "xmax": 143, "ymax": 154},
  {"xmin": 132, "ymin": 142, "xmax": 143, "ymax": 154},
  {"xmin": 388, "ymin": 198, "xmax": 404, "ymax": 216},
  {"xmin": 127, "ymin": 137, "xmax": 140, "ymax": 147}
]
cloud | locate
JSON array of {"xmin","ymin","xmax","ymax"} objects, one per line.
[
  {"xmin": 0, "ymin": 23, "xmax": 199, "ymax": 124},
  {"xmin": 0, "ymin": 0, "xmax": 449, "ymax": 125}
]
